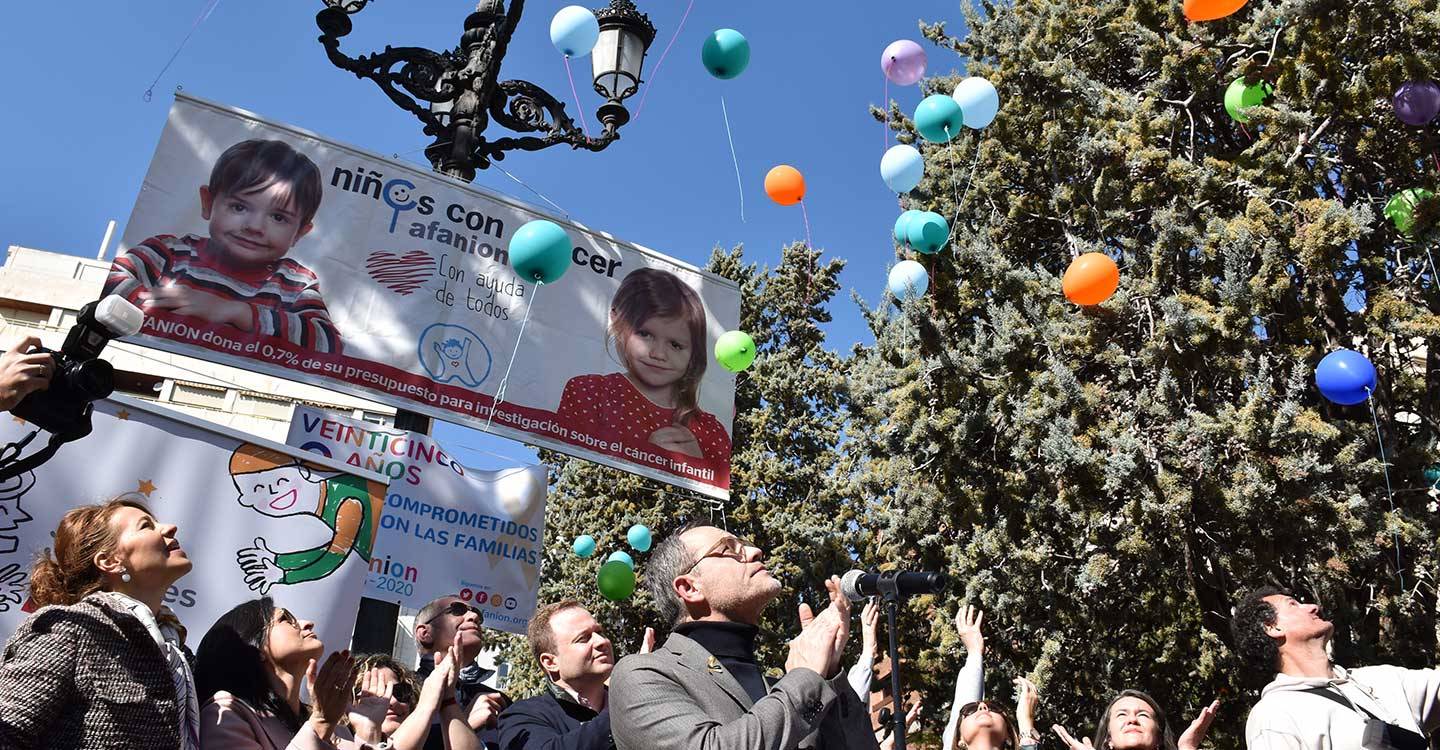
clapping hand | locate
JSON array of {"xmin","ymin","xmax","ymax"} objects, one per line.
[
  {"xmin": 306, "ymin": 650, "xmax": 355, "ymax": 741},
  {"xmin": 347, "ymin": 667, "xmax": 395, "ymax": 743},
  {"xmin": 1178, "ymin": 699, "xmax": 1219, "ymax": 750},
  {"xmin": 784, "ymin": 576, "xmax": 852, "ymax": 679},
  {"xmin": 1053, "ymin": 723, "xmax": 1095, "ymax": 750}
]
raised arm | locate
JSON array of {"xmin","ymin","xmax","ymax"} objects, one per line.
[{"xmin": 942, "ymin": 605, "xmax": 985, "ymax": 750}]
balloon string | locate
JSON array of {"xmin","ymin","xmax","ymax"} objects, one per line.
[
  {"xmin": 564, "ymin": 56, "xmax": 591, "ymax": 138},
  {"xmin": 800, "ymin": 199, "xmax": 815, "ymax": 303},
  {"xmin": 484, "ymin": 280, "xmax": 542, "ymax": 434},
  {"xmin": 721, "ymin": 95, "xmax": 746, "ymax": 222},
  {"xmin": 941, "ymin": 132, "xmax": 983, "ymax": 251},
  {"xmin": 143, "ymin": 0, "xmax": 223, "ymax": 101},
  {"xmin": 1367, "ymin": 391, "xmax": 1405, "ymax": 593},
  {"xmin": 632, "ymin": 0, "xmax": 695, "ymax": 120}
]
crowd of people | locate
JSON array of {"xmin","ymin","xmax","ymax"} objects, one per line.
[{"xmin": 1, "ymin": 498, "xmax": 1438, "ymax": 750}]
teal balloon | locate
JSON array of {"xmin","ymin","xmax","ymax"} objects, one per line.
[
  {"xmin": 906, "ymin": 211, "xmax": 949, "ymax": 254},
  {"xmin": 572, "ymin": 534, "xmax": 596, "ymax": 558},
  {"xmin": 914, "ymin": 95, "xmax": 964, "ymax": 143},
  {"xmin": 510, "ymin": 220, "xmax": 572, "ymax": 283},
  {"xmin": 702, "ymin": 29, "xmax": 750, "ymax": 80},
  {"xmin": 606, "ymin": 550, "xmax": 635, "ymax": 570},
  {"xmin": 627, "ymin": 524, "xmax": 652, "ymax": 552},
  {"xmin": 597, "ymin": 560, "xmax": 637, "ymax": 601},
  {"xmin": 888, "ymin": 260, "xmax": 929, "ymax": 299},
  {"xmin": 893, "ymin": 210, "xmax": 923, "ymax": 246},
  {"xmin": 1427, "ymin": 465, "xmax": 1440, "ymax": 485},
  {"xmin": 880, "ymin": 145, "xmax": 925, "ymax": 193}
]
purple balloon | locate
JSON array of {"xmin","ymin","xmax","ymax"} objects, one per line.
[
  {"xmin": 881, "ymin": 40, "xmax": 927, "ymax": 86},
  {"xmin": 1394, "ymin": 80, "xmax": 1440, "ymax": 127}
]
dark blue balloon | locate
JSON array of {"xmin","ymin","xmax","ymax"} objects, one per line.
[{"xmin": 1315, "ymin": 349, "xmax": 1376, "ymax": 405}]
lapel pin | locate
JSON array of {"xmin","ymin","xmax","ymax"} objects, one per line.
[{"xmin": 707, "ymin": 656, "xmax": 724, "ymax": 673}]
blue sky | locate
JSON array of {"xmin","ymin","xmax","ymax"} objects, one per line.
[{"xmin": 0, "ymin": 0, "xmax": 968, "ymax": 465}]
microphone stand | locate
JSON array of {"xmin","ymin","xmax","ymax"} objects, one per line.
[{"xmin": 877, "ymin": 572, "xmax": 907, "ymax": 750}]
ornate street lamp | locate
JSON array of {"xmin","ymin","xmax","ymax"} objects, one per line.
[{"xmin": 315, "ymin": 0, "xmax": 656, "ymax": 182}]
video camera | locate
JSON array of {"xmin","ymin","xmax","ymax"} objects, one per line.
[{"xmin": 11, "ymin": 295, "xmax": 144, "ymax": 442}]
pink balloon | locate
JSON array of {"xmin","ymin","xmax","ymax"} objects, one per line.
[{"xmin": 881, "ymin": 40, "xmax": 927, "ymax": 86}]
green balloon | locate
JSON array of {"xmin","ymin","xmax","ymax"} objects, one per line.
[
  {"xmin": 1224, "ymin": 77, "xmax": 1273, "ymax": 123},
  {"xmin": 701, "ymin": 29, "xmax": 750, "ymax": 80},
  {"xmin": 714, "ymin": 330, "xmax": 757, "ymax": 373},
  {"xmin": 1385, "ymin": 188, "xmax": 1435, "ymax": 236},
  {"xmin": 597, "ymin": 560, "xmax": 636, "ymax": 601}
]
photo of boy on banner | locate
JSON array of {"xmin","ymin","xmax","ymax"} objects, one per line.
[
  {"xmin": 227, "ymin": 443, "xmax": 384, "ymax": 594},
  {"xmin": 104, "ymin": 138, "xmax": 343, "ymax": 354},
  {"xmin": 556, "ymin": 268, "xmax": 732, "ymax": 476}
]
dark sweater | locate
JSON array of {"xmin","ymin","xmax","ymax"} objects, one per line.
[
  {"xmin": 497, "ymin": 681, "xmax": 612, "ymax": 750},
  {"xmin": 673, "ymin": 620, "xmax": 768, "ymax": 703}
]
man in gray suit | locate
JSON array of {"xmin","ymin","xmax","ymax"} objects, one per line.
[{"xmin": 609, "ymin": 525, "xmax": 878, "ymax": 750}]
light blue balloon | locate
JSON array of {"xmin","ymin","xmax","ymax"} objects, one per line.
[
  {"xmin": 1315, "ymin": 349, "xmax": 1377, "ymax": 406},
  {"xmin": 952, "ymin": 77, "xmax": 1000, "ymax": 129},
  {"xmin": 606, "ymin": 550, "xmax": 635, "ymax": 570},
  {"xmin": 888, "ymin": 260, "xmax": 929, "ymax": 299},
  {"xmin": 914, "ymin": 95, "xmax": 964, "ymax": 143},
  {"xmin": 626, "ymin": 524, "xmax": 652, "ymax": 553},
  {"xmin": 572, "ymin": 535, "xmax": 597, "ymax": 558},
  {"xmin": 906, "ymin": 211, "xmax": 949, "ymax": 254},
  {"xmin": 510, "ymin": 220, "xmax": 572, "ymax": 283},
  {"xmin": 880, "ymin": 145, "xmax": 925, "ymax": 194},
  {"xmin": 550, "ymin": 5, "xmax": 600, "ymax": 57},
  {"xmin": 893, "ymin": 210, "xmax": 923, "ymax": 246}
]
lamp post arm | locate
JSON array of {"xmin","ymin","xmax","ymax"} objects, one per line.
[
  {"xmin": 317, "ymin": 35, "xmax": 458, "ymax": 134},
  {"xmin": 477, "ymin": 79, "xmax": 620, "ymax": 165}
]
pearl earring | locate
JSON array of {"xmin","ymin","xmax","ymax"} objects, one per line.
[{"xmin": 120, "ymin": 568, "xmax": 131, "ymax": 583}]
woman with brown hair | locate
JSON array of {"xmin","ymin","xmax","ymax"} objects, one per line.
[
  {"xmin": 1052, "ymin": 689, "xmax": 1219, "ymax": 750},
  {"xmin": 0, "ymin": 497, "xmax": 198, "ymax": 749}
]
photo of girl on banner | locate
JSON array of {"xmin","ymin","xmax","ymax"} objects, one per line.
[{"xmin": 556, "ymin": 268, "xmax": 732, "ymax": 484}]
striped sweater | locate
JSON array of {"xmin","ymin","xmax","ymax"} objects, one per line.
[{"xmin": 104, "ymin": 233, "xmax": 342, "ymax": 354}]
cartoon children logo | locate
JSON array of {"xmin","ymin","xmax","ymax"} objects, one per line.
[
  {"xmin": 228, "ymin": 444, "xmax": 385, "ymax": 595},
  {"xmin": 418, "ymin": 323, "xmax": 492, "ymax": 388}
]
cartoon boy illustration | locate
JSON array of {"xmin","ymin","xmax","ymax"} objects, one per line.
[
  {"xmin": 0, "ymin": 471, "xmax": 35, "ymax": 555},
  {"xmin": 433, "ymin": 337, "xmax": 483, "ymax": 386},
  {"xmin": 103, "ymin": 139, "xmax": 342, "ymax": 354},
  {"xmin": 228, "ymin": 444, "xmax": 384, "ymax": 594}
]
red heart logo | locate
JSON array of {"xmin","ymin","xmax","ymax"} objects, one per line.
[{"xmin": 366, "ymin": 250, "xmax": 435, "ymax": 295}]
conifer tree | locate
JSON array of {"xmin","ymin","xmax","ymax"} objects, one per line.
[
  {"xmin": 497, "ymin": 243, "xmax": 855, "ymax": 695},
  {"xmin": 847, "ymin": 0, "xmax": 1440, "ymax": 745}
]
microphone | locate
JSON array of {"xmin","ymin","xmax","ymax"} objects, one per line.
[{"xmin": 840, "ymin": 569, "xmax": 947, "ymax": 601}]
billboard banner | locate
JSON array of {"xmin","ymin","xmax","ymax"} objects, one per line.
[
  {"xmin": 0, "ymin": 397, "xmax": 387, "ymax": 652},
  {"xmin": 109, "ymin": 94, "xmax": 740, "ymax": 498},
  {"xmin": 287, "ymin": 406, "xmax": 545, "ymax": 635}
]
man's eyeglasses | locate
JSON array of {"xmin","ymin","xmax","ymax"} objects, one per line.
[
  {"xmin": 421, "ymin": 601, "xmax": 483, "ymax": 626},
  {"xmin": 681, "ymin": 535, "xmax": 754, "ymax": 575}
]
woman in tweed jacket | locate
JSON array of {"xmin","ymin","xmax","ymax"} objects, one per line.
[{"xmin": 0, "ymin": 497, "xmax": 198, "ymax": 749}]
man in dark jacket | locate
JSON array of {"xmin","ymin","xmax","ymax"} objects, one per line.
[{"xmin": 497, "ymin": 601, "xmax": 652, "ymax": 750}]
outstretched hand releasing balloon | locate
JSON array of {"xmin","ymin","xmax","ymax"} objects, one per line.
[
  {"xmin": 1184, "ymin": 0, "xmax": 1249, "ymax": 21},
  {"xmin": 1224, "ymin": 78, "xmax": 1273, "ymax": 123},
  {"xmin": 881, "ymin": 145, "xmax": 925, "ymax": 194},
  {"xmin": 1062, "ymin": 252, "xmax": 1120, "ymax": 306},
  {"xmin": 888, "ymin": 260, "xmax": 929, "ymax": 299},
  {"xmin": 1315, "ymin": 349, "xmax": 1376, "ymax": 406},
  {"xmin": 715, "ymin": 330, "xmax": 757, "ymax": 372},
  {"xmin": 1384, "ymin": 188, "xmax": 1436, "ymax": 236},
  {"xmin": 1394, "ymin": 81, "xmax": 1440, "ymax": 127},
  {"xmin": 914, "ymin": 95, "xmax": 964, "ymax": 143},
  {"xmin": 550, "ymin": 6, "xmax": 600, "ymax": 57},
  {"xmin": 572, "ymin": 535, "xmax": 597, "ymax": 558},
  {"xmin": 702, "ymin": 29, "xmax": 750, "ymax": 80},
  {"xmin": 881, "ymin": 40, "xmax": 927, "ymax": 86},
  {"xmin": 510, "ymin": 220, "xmax": 572, "ymax": 283},
  {"xmin": 764, "ymin": 165, "xmax": 805, "ymax": 206},
  {"xmin": 952, "ymin": 77, "xmax": 1000, "ymax": 129},
  {"xmin": 598, "ymin": 560, "xmax": 636, "ymax": 601},
  {"xmin": 905, "ymin": 211, "xmax": 949, "ymax": 254}
]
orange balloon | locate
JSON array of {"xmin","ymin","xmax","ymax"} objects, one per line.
[
  {"xmin": 1183, "ymin": 0, "xmax": 1248, "ymax": 21},
  {"xmin": 764, "ymin": 165, "xmax": 805, "ymax": 206},
  {"xmin": 1062, "ymin": 252, "xmax": 1120, "ymax": 306}
]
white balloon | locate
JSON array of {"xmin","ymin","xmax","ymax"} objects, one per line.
[
  {"xmin": 888, "ymin": 260, "xmax": 930, "ymax": 299},
  {"xmin": 550, "ymin": 5, "xmax": 600, "ymax": 57},
  {"xmin": 952, "ymin": 76, "xmax": 1000, "ymax": 129},
  {"xmin": 880, "ymin": 144, "xmax": 925, "ymax": 193}
]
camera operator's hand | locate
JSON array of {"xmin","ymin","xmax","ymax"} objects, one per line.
[{"xmin": 0, "ymin": 337, "xmax": 53, "ymax": 412}]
